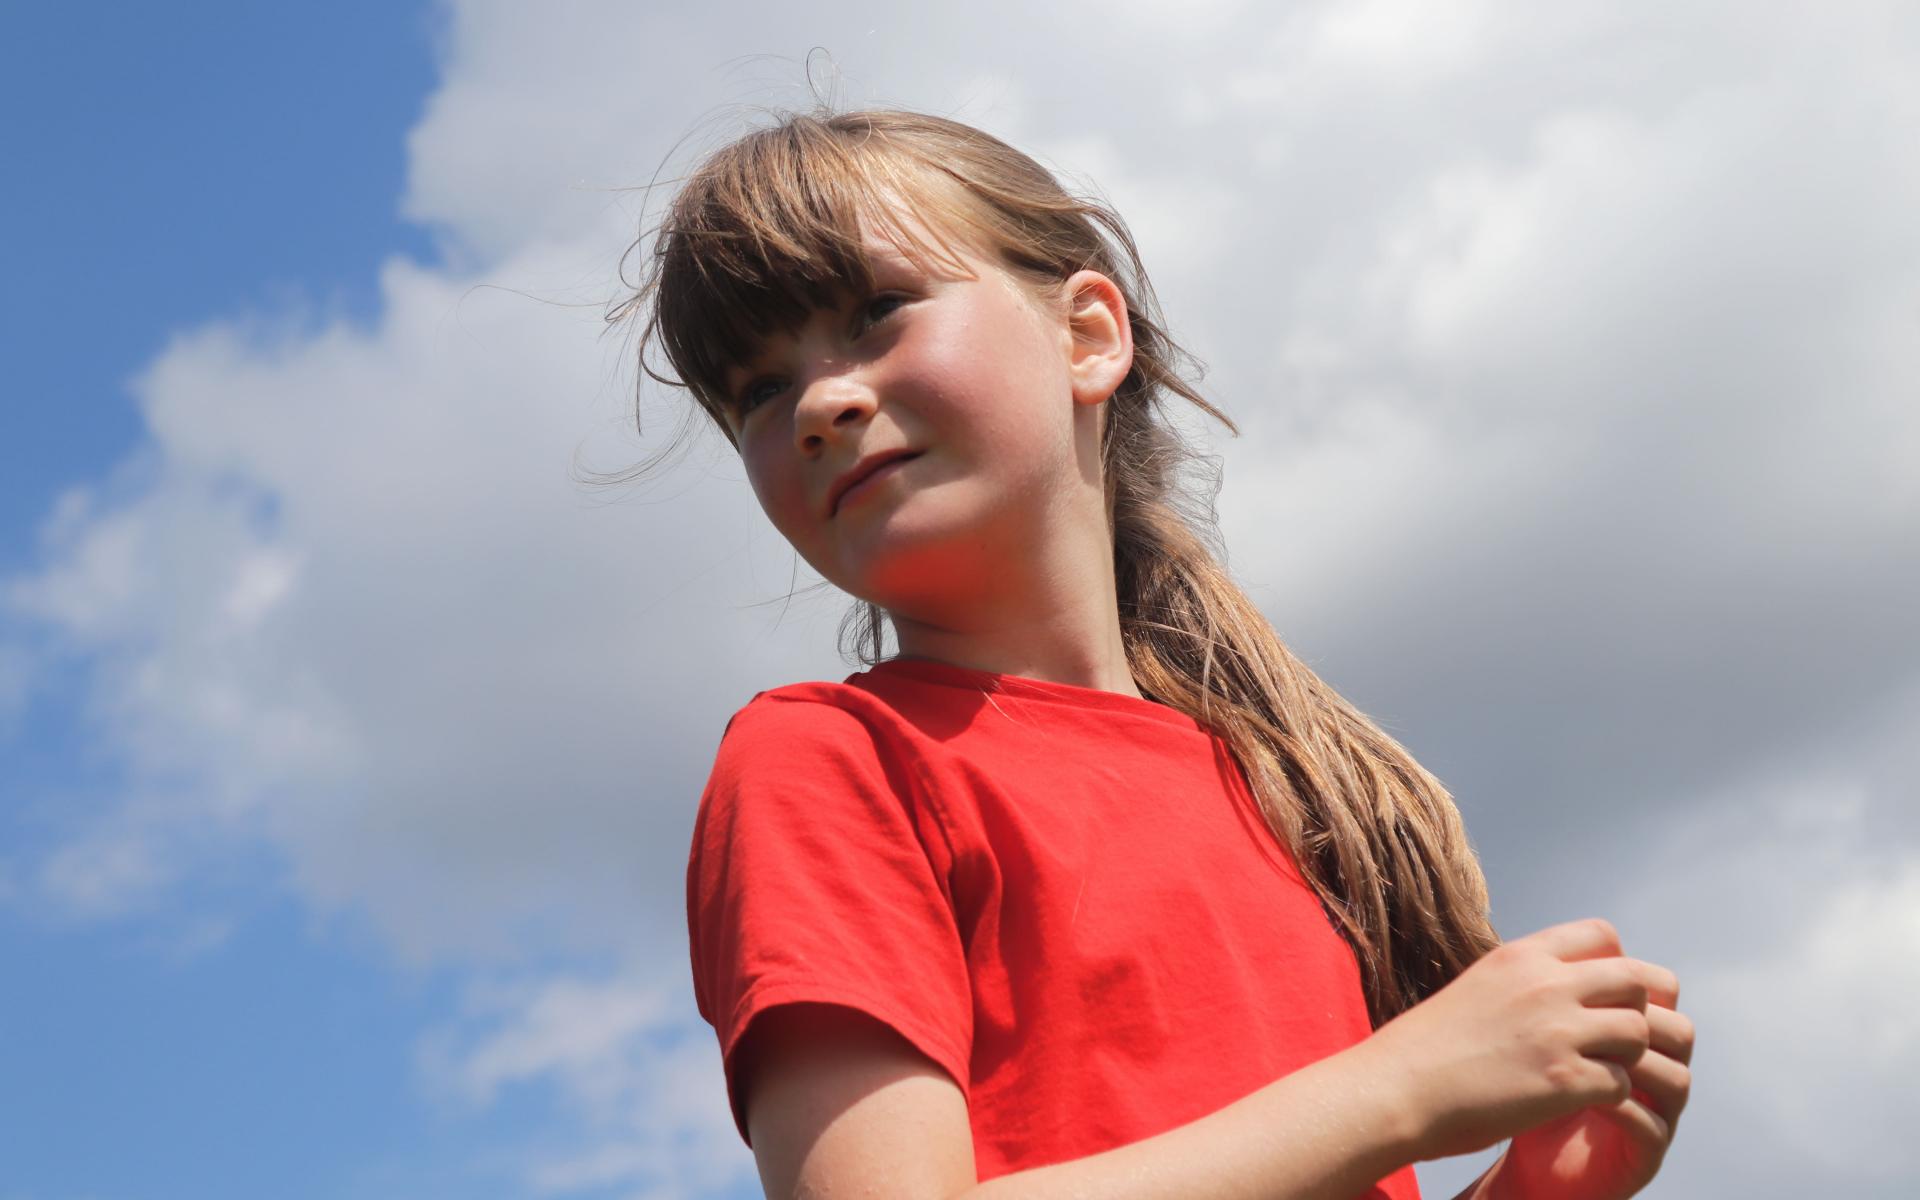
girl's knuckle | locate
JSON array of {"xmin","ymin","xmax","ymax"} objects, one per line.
[
  {"xmin": 1536, "ymin": 1018, "xmax": 1577, "ymax": 1054},
  {"xmin": 1541, "ymin": 1055, "xmax": 1583, "ymax": 1094},
  {"xmin": 1524, "ymin": 974, "xmax": 1568, "ymax": 1011},
  {"xmin": 1623, "ymin": 975, "xmax": 1650, "ymax": 1008},
  {"xmin": 1609, "ymin": 1065, "xmax": 1634, "ymax": 1102},
  {"xmin": 1484, "ymin": 940, "xmax": 1521, "ymax": 970}
]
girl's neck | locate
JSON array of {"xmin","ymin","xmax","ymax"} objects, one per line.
[
  {"xmin": 888, "ymin": 640, "xmax": 1142, "ymax": 700},
  {"xmin": 886, "ymin": 526, "xmax": 1142, "ymax": 700}
]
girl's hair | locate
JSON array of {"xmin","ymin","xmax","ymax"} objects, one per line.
[{"xmin": 609, "ymin": 104, "xmax": 1503, "ymax": 1027}]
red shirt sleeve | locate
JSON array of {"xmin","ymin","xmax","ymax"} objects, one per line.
[{"xmin": 685, "ymin": 694, "xmax": 974, "ymax": 1146}]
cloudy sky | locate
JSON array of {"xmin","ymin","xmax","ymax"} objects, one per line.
[{"xmin": 4, "ymin": 1, "xmax": 1916, "ymax": 1197}]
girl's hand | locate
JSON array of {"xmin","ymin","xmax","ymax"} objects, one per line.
[
  {"xmin": 1490, "ymin": 988, "xmax": 1694, "ymax": 1200},
  {"xmin": 1357, "ymin": 918, "xmax": 1681, "ymax": 1164}
]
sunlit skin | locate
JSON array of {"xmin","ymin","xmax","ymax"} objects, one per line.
[{"xmin": 722, "ymin": 211, "xmax": 1141, "ymax": 698}]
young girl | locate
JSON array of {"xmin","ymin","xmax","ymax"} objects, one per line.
[{"xmin": 620, "ymin": 107, "xmax": 1693, "ymax": 1199}]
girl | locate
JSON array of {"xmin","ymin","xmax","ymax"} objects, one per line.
[{"xmin": 618, "ymin": 107, "xmax": 1693, "ymax": 1199}]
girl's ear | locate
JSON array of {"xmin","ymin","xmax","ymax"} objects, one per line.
[{"xmin": 1063, "ymin": 269, "xmax": 1134, "ymax": 407}]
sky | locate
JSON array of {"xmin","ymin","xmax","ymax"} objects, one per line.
[{"xmin": 2, "ymin": 2, "xmax": 1917, "ymax": 1198}]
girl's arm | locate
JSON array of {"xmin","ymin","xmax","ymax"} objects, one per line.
[
  {"xmin": 744, "ymin": 1001, "xmax": 1431, "ymax": 1200},
  {"xmin": 962, "ymin": 1036, "xmax": 1425, "ymax": 1200},
  {"xmin": 747, "ymin": 921, "xmax": 1675, "ymax": 1200}
]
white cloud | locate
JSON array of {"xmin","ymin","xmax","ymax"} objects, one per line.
[
  {"xmin": 38, "ymin": 829, "xmax": 169, "ymax": 920},
  {"xmin": 418, "ymin": 965, "xmax": 745, "ymax": 1198},
  {"xmin": 1703, "ymin": 859, "xmax": 1920, "ymax": 1177},
  {"xmin": 1597, "ymin": 681, "xmax": 1920, "ymax": 1194}
]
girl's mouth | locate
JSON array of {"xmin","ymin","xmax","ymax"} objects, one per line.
[{"xmin": 834, "ymin": 452, "xmax": 923, "ymax": 516}]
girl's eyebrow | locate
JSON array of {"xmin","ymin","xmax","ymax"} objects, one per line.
[
  {"xmin": 861, "ymin": 240, "xmax": 929, "ymax": 273},
  {"xmin": 727, "ymin": 269, "xmax": 900, "ymax": 376},
  {"xmin": 722, "ymin": 248, "xmax": 930, "ymax": 386}
]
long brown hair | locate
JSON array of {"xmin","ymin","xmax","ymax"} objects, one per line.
[{"xmin": 608, "ymin": 104, "xmax": 1502, "ymax": 1027}]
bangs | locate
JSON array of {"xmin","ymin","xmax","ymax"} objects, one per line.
[{"xmin": 651, "ymin": 120, "xmax": 993, "ymax": 431}]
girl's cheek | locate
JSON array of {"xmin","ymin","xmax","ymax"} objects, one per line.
[{"xmin": 741, "ymin": 453, "xmax": 788, "ymax": 528}]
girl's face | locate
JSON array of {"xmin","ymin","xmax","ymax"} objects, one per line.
[{"xmin": 721, "ymin": 210, "xmax": 1119, "ymax": 617}]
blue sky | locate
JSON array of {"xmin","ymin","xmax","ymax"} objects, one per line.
[
  {"xmin": 1, "ymin": 2, "xmax": 438, "ymax": 569},
  {"xmin": 3, "ymin": 3, "xmax": 1917, "ymax": 1199},
  {"xmin": 0, "ymin": 5, "xmax": 508, "ymax": 1197}
]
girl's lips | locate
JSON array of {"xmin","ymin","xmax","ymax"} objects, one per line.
[{"xmin": 834, "ymin": 452, "xmax": 922, "ymax": 515}]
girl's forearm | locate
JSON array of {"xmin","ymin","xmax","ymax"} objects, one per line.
[{"xmin": 958, "ymin": 1042, "xmax": 1426, "ymax": 1200}]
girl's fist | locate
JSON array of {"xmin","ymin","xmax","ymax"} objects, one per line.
[{"xmin": 1358, "ymin": 917, "xmax": 1678, "ymax": 1162}]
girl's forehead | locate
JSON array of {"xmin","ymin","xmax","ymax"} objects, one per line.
[{"xmin": 857, "ymin": 203, "xmax": 991, "ymax": 280}]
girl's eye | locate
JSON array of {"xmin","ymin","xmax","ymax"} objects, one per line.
[
  {"xmin": 734, "ymin": 293, "xmax": 908, "ymax": 419},
  {"xmin": 736, "ymin": 377, "xmax": 782, "ymax": 415},
  {"xmin": 859, "ymin": 292, "xmax": 907, "ymax": 330}
]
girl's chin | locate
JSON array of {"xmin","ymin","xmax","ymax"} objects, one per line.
[
  {"xmin": 843, "ymin": 556, "xmax": 990, "ymax": 611},
  {"xmin": 821, "ymin": 499, "xmax": 1017, "ymax": 589}
]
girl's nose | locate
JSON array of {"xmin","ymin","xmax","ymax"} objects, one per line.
[{"xmin": 794, "ymin": 374, "xmax": 876, "ymax": 450}]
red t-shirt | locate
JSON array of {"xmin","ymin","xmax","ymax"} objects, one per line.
[{"xmin": 686, "ymin": 657, "xmax": 1420, "ymax": 1197}]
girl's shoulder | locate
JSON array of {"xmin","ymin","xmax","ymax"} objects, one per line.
[
  {"xmin": 710, "ymin": 673, "xmax": 914, "ymax": 767},
  {"xmin": 722, "ymin": 674, "xmax": 891, "ymax": 731},
  {"xmin": 698, "ymin": 678, "xmax": 937, "ymax": 828},
  {"xmin": 735, "ymin": 675, "xmax": 869, "ymax": 711}
]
